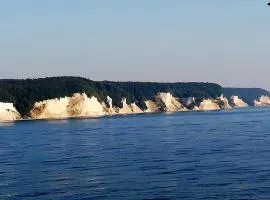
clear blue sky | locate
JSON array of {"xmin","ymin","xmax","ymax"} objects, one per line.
[{"xmin": 0, "ymin": 1, "xmax": 270, "ymax": 89}]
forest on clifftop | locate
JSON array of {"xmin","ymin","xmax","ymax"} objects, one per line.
[
  {"xmin": 0, "ymin": 77, "xmax": 223, "ymax": 116},
  {"xmin": 1, "ymin": 77, "xmax": 269, "ymax": 117}
]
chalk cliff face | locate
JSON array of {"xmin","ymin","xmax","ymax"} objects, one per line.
[
  {"xmin": 29, "ymin": 92, "xmax": 189, "ymax": 120},
  {"xmin": 230, "ymin": 96, "xmax": 248, "ymax": 108},
  {"xmin": 30, "ymin": 93, "xmax": 106, "ymax": 119},
  {"xmin": 156, "ymin": 92, "xmax": 187, "ymax": 112},
  {"xmin": 107, "ymin": 96, "xmax": 113, "ymax": 108},
  {"xmin": 218, "ymin": 95, "xmax": 232, "ymax": 109},
  {"xmin": 103, "ymin": 96, "xmax": 116, "ymax": 114},
  {"xmin": 0, "ymin": 102, "xmax": 21, "ymax": 121},
  {"xmin": 118, "ymin": 98, "xmax": 133, "ymax": 114},
  {"xmin": 130, "ymin": 103, "xmax": 143, "ymax": 114},
  {"xmin": 193, "ymin": 106, "xmax": 200, "ymax": 111},
  {"xmin": 254, "ymin": 95, "xmax": 270, "ymax": 107},
  {"xmin": 30, "ymin": 97, "xmax": 70, "ymax": 119},
  {"xmin": 196, "ymin": 99, "xmax": 220, "ymax": 111},
  {"xmin": 30, "ymin": 93, "xmax": 146, "ymax": 119},
  {"xmin": 144, "ymin": 100, "xmax": 159, "ymax": 113},
  {"xmin": 193, "ymin": 95, "xmax": 231, "ymax": 111},
  {"xmin": 30, "ymin": 92, "xmax": 237, "ymax": 120},
  {"xmin": 67, "ymin": 93, "xmax": 105, "ymax": 117},
  {"xmin": 5, "ymin": 91, "xmax": 262, "ymax": 121},
  {"xmin": 118, "ymin": 98, "xmax": 143, "ymax": 114}
]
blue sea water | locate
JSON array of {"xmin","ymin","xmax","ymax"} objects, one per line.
[{"xmin": 1, "ymin": 108, "xmax": 270, "ymax": 199}]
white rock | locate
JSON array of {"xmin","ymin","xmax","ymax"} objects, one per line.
[
  {"xmin": 130, "ymin": 103, "xmax": 143, "ymax": 114},
  {"xmin": 144, "ymin": 100, "xmax": 159, "ymax": 112},
  {"xmin": 230, "ymin": 96, "xmax": 248, "ymax": 108},
  {"xmin": 107, "ymin": 96, "xmax": 113, "ymax": 108},
  {"xmin": 157, "ymin": 92, "xmax": 187, "ymax": 112},
  {"xmin": 254, "ymin": 95, "xmax": 270, "ymax": 107},
  {"xmin": 30, "ymin": 93, "xmax": 106, "ymax": 119},
  {"xmin": 218, "ymin": 95, "xmax": 232, "ymax": 109},
  {"xmin": 68, "ymin": 93, "xmax": 105, "ymax": 117},
  {"xmin": 0, "ymin": 102, "xmax": 21, "ymax": 121},
  {"xmin": 198, "ymin": 99, "xmax": 220, "ymax": 111},
  {"xmin": 118, "ymin": 98, "xmax": 133, "ymax": 114},
  {"xmin": 31, "ymin": 97, "xmax": 70, "ymax": 119}
]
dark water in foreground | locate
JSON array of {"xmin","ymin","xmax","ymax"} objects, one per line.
[{"xmin": 1, "ymin": 108, "xmax": 270, "ymax": 200}]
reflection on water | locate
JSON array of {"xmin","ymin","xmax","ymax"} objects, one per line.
[
  {"xmin": 0, "ymin": 121, "xmax": 14, "ymax": 127},
  {"xmin": 45, "ymin": 119, "xmax": 70, "ymax": 125}
]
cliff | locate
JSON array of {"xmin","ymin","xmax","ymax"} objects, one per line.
[
  {"xmin": 223, "ymin": 88, "xmax": 270, "ymax": 105},
  {"xmin": 30, "ymin": 93, "xmax": 107, "ymax": 119},
  {"xmin": 0, "ymin": 92, "xmax": 268, "ymax": 121},
  {"xmin": 193, "ymin": 95, "xmax": 231, "ymax": 111},
  {"xmin": 0, "ymin": 76, "xmax": 223, "ymax": 117},
  {"xmin": 30, "ymin": 92, "xmax": 182, "ymax": 120},
  {"xmin": 118, "ymin": 98, "xmax": 143, "ymax": 114},
  {"xmin": 230, "ymin": 96, "xmax": 248, "ymax": 108},
  {"xmin": 144, "ymin": 100, "xmax": 159, "ymax": 113},
  {"xmin": 254, "ymin": 96, "xmax": 270, "ymax": 107},
  {"xmin": 0, "ymin": 102, "xmax": 21, "ymax": 121},
  {"xmin": 30, "ymin": 97, "xmax": 70, "ymax": 119},
  {"xmin": 156, "ymin": 92, "xmax": 187, "ymax": 112},
  {"xmin": 0, "ymin": 76, "xmax": 269, "ymax": 121},
  {"xmin": 196, "ymin": 99, "xmax": 220, "ymax": 111},
  {"xmin": 218, "ymin": 95, "xmax": 232, "ymax": 109}
]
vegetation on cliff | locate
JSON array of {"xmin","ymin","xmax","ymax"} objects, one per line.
[
  {"xmin": 223, "ymin": 88, "xmax": 270, "ymax": 105},
  {"xmin": 0, "ymin": 77, "xmax": 223, "ymax": 116}
]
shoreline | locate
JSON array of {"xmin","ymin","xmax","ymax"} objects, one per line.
[
  {"xmin": 1, "ymin": 106, "xmax": 261, "ymax": 124},
  {"xmin": 1, "ymin": 92, "xmax": 269, "ymax": 123}
]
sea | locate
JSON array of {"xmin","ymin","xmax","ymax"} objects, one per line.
[{"xmin": 1, "ymin": 107, "xmax": 270, "ymax": 200}]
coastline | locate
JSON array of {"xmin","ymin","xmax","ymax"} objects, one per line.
[
  {"xmin": 0, "ymin": 105, "xmax": 259, "ymax": 123},
  {"xmin": 1, "ymin": 77, "xmax": 270, "ymax": 123}
]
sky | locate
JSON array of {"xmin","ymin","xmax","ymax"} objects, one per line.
[{"xmin": 0, "ymin": 1, "xmax": 270, "ymax": 89}]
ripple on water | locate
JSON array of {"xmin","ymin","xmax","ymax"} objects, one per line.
[{"xmin": 1, "ymin": 108, "xmax": 270, "ymax": 199}]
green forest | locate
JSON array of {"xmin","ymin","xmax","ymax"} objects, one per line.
[
  {"xmin": 223, "ymin": 88, "xmax": 270, "ymax": 105},
  {"xmin": 0, "ymin": 77, "xmax": 223, "ymax": 116},
  {"xmin": 1, "ymin": 77, "xmax": 268, "ymax": 117}
]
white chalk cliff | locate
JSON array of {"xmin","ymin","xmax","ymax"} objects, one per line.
[
  {"xmin": 107, "ymin": 96, "xmax": 113, "ymax": 108},
  {"xmin": 194, "ymin": 95, "xmax": 231, "ymax": 111},
  {"xmin": 230, "ymin": 96, "xmax": 248, "ymax": 108},
  {"xmin": 144, "ymin": 100, "xmax": 159, "ymax": 113},
  {"xmin": 0, "ymin": 102, "xmax": 21, "ymax": 121},
  {"xmin": 118, "ymin": 98, "xmax": 133, "ymax": 114},
  {"xmin": 67, "ymin": 93, "xmax": 105, "ymax": 117},
  {"xmin": 196, "ymin": 99, "xmax": 220, "ymax": 111},
  {"xmin": 2, "ymin": 91, "xmax": 264, "ymax": 121},
  {"xmin": 30, "ymin": 93, "xmax": 106, "ymax": 119},
  {"xmin": 130, "ymin": 103, "xmax": 143, "ymax": 113},
  {"xmin": 103, "ymin": 96, "xmax": 116, "ymax": 114},
  {"xmin": 218, "ymin": 95, "xmax": 232, "ymax": 109},
  {"xmin": 156, "ymin": 92, "xmax": 187, "ymax": 112},
  {"xmin": 30, "ymin": 94, "xmax": 145, "ymax": 119},
  {"xmin": 254, "ymin": 95, "xmax": 270, "ymax": 107},
  {"xmin": 118, "ymin": 98, "xmax": 143, "ymax": 114},
  {"xmin": 29, "ymin": 92, "xmax": 244, "ymax": 120},
  {"xmin": 31, "ymin": 96, "xmax": 70, "ymax": 119}
]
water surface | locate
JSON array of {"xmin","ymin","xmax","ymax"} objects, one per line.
[{"xmin": 1, "ymin": 108, "xmax": 270, "ymax": 199}]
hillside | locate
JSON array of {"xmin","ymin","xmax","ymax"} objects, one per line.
[
  {"xmin": 0, "ymin": 77, "xmax": 222, "ymax": 116},
  {"xmin": 223, "ymin": 88, "xmax": 270, "ymax": 105}
]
